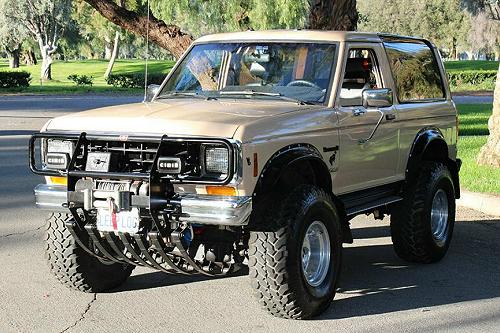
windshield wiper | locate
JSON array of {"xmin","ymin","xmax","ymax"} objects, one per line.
[
  {"xmin": 156, "ymin": 92, "xmax": 213, "ymax": 100},
  {"xmin": 219, "ymin": 90, "xmax": 314, "ymax": 105}
]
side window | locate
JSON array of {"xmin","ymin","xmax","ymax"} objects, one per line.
[
  {"xmin": 382, "ymin": 40, "xmax": 445, "ymax": 103},
  {"xmin": 340, "ymin": 48, "xmax": 383, "ymax": 107}
]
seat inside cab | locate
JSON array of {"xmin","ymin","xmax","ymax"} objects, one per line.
[{"xmin": 340, "ymin": 51, "xmax": 379, "ymax": 107}]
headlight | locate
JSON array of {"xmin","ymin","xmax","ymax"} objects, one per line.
[
  {"xmin": 204, "ymin": 145, "xmax": 229, "ymax": 174},
  {"xmin": 43, "ymin": 139, "xmax": 74, "ymax": 170},
  {"xmin": 47, "ymin": 139, "xmax": 74, "ymax": 155}
]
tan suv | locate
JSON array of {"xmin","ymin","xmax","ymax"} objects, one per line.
[{"xmin": 29, "ymin": 30, "xmax": 461, "ymax": 319}]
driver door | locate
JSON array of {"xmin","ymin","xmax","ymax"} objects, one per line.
[{"xmin": 334, "ymin": 43, "xmax": 400, "ymax": 193}]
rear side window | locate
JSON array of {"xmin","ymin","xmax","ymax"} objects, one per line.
[{"xmin": 382, "ymin": 39, "xmax": 445, "ymax": 103}]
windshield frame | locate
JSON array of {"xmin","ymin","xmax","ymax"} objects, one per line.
[{"xmin": 154, "ymin": 40, "xmax": 340, "ymax": 106}]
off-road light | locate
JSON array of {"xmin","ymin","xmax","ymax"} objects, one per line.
[
  {"xmin": 46, "ymin": 152, "xmax": 69, "ymax": 170},
  {"xmin": 157, "ymin": 157, "xmax": 182, "ymax": 174},
  {"xmin": 205, "ymin": 146, "xmax": 229, "ymax": 174},
  {"xmin": 47, "ymin": 139, "xmax": 74, "ymax": 155}
]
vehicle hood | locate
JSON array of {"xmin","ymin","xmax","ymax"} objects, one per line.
[{"xmin": 46, "ymin": 98, "xmax": 309, "ymax": 138}]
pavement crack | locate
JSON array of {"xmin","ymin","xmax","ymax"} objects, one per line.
[
  {"xmin": 0, "ymin": 222, "xmax": 45, "ymax": 238},
  {"xmin": 60, "ymin": 293, "xmax": 96, "ymax": 333}
]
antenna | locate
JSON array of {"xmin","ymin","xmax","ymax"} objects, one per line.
[{"xmin": 143, "ymin": 0, "xmax": 150, "ymax": 103}]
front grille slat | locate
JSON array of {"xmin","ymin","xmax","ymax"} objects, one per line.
[{"xmin": 87, "ymin": 141, "xmax": 159, "ymax": 173}]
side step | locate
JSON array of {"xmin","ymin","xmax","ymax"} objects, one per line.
[
  {"xmin": 345, "ymin": 195, "xmax": 402, "ymax": 216},
  {"xmin": 338, "ymin": 182, "xmax": 404, "ymax": 217}
]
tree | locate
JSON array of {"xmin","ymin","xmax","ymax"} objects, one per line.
[
  {"xmin": 308, "ymin": 0, "xmax": 357, "ymax": 30},
  {"xmin": 6, "ymin": 0, "xmax": 72, "ymax": 80},
  {"xmin": 0, "ymin": 0, "xmax": 28, "ymax": 68},
  {"xmin": 467, "ymin": 6, "xmax": 500, "ymax": 59},
  {"xmin": 358, "ymin": 0, "xmax": 470, "ymax": 57},
  {"xmin": 83, "ymin": 0, "xmax": 358, "ymax": 58},
  {"xmin": 74, "ymin": 1, "xmax": 124, "ymax": 77},
  {"xmin": 464, "ymin": 0, "xmax": 500, "ymax": 167}
]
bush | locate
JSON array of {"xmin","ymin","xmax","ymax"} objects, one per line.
[
  {"xmin": 105, "ymin": 73, "xmax": 165, "ymax": 88},
  {"xmin": 68, "ymin": 74, "xmax": 94, "ymax": 86},
  {"xmin": 447, "ymin": 70, "xmax": 497, "ymax": 87},
  {"xmin": 0, "ymin": 71, "xmax": 31, "ymax": 89}
]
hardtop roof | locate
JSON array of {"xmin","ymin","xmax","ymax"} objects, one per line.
[{"xmin": 194, "ymin": 30, "xmax": 429, "ymax": 44}]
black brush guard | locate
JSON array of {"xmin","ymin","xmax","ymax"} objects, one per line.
[{"xmin": 29, "ymin": 132, "xmax": 237, "ymax": 276}]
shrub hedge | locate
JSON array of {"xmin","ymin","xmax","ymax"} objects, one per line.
[
  {"xmin": 105, "ymin": 73, "xmax": 165, "ymax": 88},
  {"xmin": 447, "ymin": 70, "xmax": 497, "ymax": 86},
  {"xmin": 68, "ymin": 74, "xmax": 94, "ymax": 86},
  {"xmin": 0, "ymin": 71, "xmax": 31, "ymax": 88}
]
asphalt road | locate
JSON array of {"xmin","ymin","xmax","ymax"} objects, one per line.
[{"xmin": 0, "ymin": 94, "xmax": 499, "ymax": 333}]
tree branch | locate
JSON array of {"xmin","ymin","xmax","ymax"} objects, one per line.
[{"xmin": 83, "ymin": 0, "xmax": 194, "ymax": 57}]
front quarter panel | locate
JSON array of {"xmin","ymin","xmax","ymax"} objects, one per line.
[{"xmin": 233, "ymin": 107, "xmax": 339, "ymax": 196}]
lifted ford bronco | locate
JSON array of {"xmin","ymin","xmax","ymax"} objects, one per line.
[{"xmin": 30, "ymin": 31, "xmax": 460, "ymax": 319}]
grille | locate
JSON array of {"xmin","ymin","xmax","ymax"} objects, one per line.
[
  {"xmin": 85, "ymin": 140, "xmax": 204, "ymax": 179},
  {"xmin": 88, "ymin": 141, "xmax": 160, "ymax": 173}
]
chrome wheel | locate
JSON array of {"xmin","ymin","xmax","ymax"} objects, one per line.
[
  {"xmin": 431, "ymin": 189, "xmax": 449, "ymax": 246},
  {"xmin": 301, "ymin": 220, "xmax": 331, "ymax": 287}
]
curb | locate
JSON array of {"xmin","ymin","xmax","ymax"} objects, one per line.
[{"xmin": 457, "ymin": 190, "xmax": 500, "ymax": 217}]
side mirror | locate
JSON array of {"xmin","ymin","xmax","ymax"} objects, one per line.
[
  {"xmin": 145, "ymin": 84, "xmax": 160, "ymax": 102},
  {"xmin": 362, "ymin": 88, "xmax": 393, "ymax": 108}
]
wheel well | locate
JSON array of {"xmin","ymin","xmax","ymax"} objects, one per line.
[
  {"xmin": 407, "ymin": 133, "xmax": 460, "ymax": 198},
  {"xmin": 422, "ymin": 139, "xmax": 448, "ymax": 162},
  {"xmin": 249, "ymin": 146, "xmax": 351, "ymax": 241}
]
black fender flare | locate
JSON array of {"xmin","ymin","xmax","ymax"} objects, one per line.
[
  {"xmin": 406, "ymin": 127, "xmax": 461, "ymax": 198},
  {"xmin": 252, "ymin": 143, "xmax": 332, "ymax": 199},
  {"xmin": 249, "ymin": 144, "xmax": 352, "ymax": 242}
]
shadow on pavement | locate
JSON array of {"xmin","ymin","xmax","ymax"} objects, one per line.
[
  {"xmin": 319, "ymin": 219, "xmax": 500, "ymax": 319},
  {"xmin": 114, "ymin": 267, "xmax": 249, "ymax": 292},
  {"xmin": 112, "ymin": 219, "xmax": 500, "ymax": 320}
]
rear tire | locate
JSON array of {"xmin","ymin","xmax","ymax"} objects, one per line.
[
  {"xmin": 391, "ymin": 162, "xmax": 456, "ymax": 263},
  {"xmin": 248, "ymin": 185, "xmax": 342, "ymax": 319},
  {"xmin": 45, "ymin": 213, "xmax": 134, "ymax": 292}
]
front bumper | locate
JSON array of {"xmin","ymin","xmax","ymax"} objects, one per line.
[{"xmin": 34, "ymin": 184, "xmax": 252, "ymax": 226}]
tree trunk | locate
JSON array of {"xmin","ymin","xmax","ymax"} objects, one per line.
[
  {"xmin": 83, "ymin": 0, "xmax": 193, "ymax": 57},
  {"xmin": 7, "ymin": 48, "xmax": 20, "ymax": 68},
  {"xmin": 451, "ymin": 37, "xmax": 457, "ymax": 60},
  {"xmin": 477, "ymin": 64, "xmax": 500, "ymax": 167},
  {"xmin": 24, "ymin": 48, "xmax": 37, "ymax": 66},
  {"xmin": 308, "ymin": 0, "xmax": 358, "ymax": 30},
  {"xmin": 104, "ymin": 36, "xmax": 113, "ymax": 60},
  {"xmin": 104, "ymin": 31, "xmax": 120, "ymax": 78},
  {"xmin": 41, "ymin": 54, "xmax": 53, "ymax": 80}
]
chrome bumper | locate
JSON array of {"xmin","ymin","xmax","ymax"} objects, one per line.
[
  {"xmin": 34, "ymin": 184, "xmax": 68, "ymax": 212},
  {"xmin": 34, "ymin": 184, "xmax": 252, "ymax": 226},
  {"xmin": 180, "ymin": 195, "xmax": 252, "ymax": 226}
]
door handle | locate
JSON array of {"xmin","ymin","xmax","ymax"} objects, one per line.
[
  {"xmin": 385, "ymin": 113, "xmax": 396, "ymax": 121},
  {"xmin": 352, "ymin": 108, "xmax": 366, "ymax": 117}
]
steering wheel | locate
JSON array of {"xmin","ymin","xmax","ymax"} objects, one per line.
[{"xmin": 286, "ymin": 80, "xmax": 322, "ymax": 90}]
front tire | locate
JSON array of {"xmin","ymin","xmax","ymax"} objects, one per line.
[
  {"xmin": 248, "ymin": 185, "xmax": 342, "ymax": 319},
  {"xmin": 45, "ymin": 213, "xmax": 134, "ymax": 292},
  {"xmin": 391, "ymin": 162, "xmax": 456, "ymax": 263}
]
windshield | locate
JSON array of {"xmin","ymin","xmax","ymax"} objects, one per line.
[{"xmin": 158, "ymin": 42, "xmax": 337, "ymax": 104}]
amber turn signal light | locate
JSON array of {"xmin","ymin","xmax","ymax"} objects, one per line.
[
  {"xmin": 48, "ymin": 176, "xmax": 67, "ymax": 186},
  {"xmin": 206, "ymin": 186, "xmax": 237, "ymax": 196}
]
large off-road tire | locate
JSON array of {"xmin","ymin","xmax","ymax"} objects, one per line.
[
  {"xmin": 391, "ymin": 162, "xmax": 456, "ymax": 263},
  {"xmin": 45, "ymin": 213, "xmax": 134, "ymax": 292},
  {"xmin": 248, "ymin": 185, "xmax": 342, "ymax": 319}
]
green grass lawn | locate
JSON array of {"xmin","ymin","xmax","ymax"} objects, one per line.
[
  {"xmin": 444, "ymin": 60, "xmax": 499, "ymax": 72},
  {"xmin": 456, "ymin": 104, "xmax": 499, "ymax": 195},
  {"xmin": 0, "ymin": 59, "xmax": 175, "ymax": 94}
]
